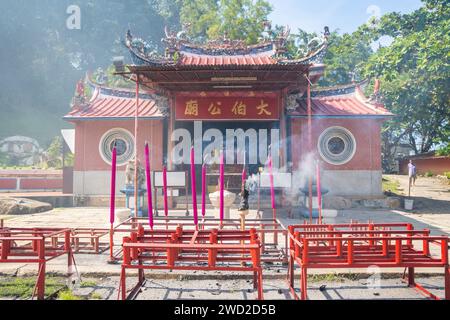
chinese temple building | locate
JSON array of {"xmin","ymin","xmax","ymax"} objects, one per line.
[{"xmin": 64, "ymin": 28, "xmax": 393, "ymax": 202}]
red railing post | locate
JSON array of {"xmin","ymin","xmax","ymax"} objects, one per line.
[
  {"xmin": 347, "ymin": 240, "xmax": 354, "ymax": 265},
  {"xmin": 382, "ymin": 234, "xmax": 388, "ymax": 257},
  {"xmin": 406, "ymin": 224, "xmax": 413, "ymax": 247},
  {"xmin": 441, "ymin": 237, "xmax": 448, "ymax": 265},
  {"xmin": 167, "ymin": 239, "xmax": 174, "ymax": 268},
  {"xmin": 445, "ymin": 266, "xmax": 450, "ymax": 300},
  {"xmin": 294, "ymin": 232, "xmax": 300, "ymax": 259},
  {"xmin": 36, "ymin": 238, "xmax": 46, "ymax": 300},
  {"xmin": 64, "ymin": 230, "xmax": 73, "ymax": 277},
  {"xmin": 130, "ymin": 232, "xmax": 138, "ymax": 260},
  {"xmin": 395, "ymin": 238, "xmax": 402, "ymax": 264},
  {"xmin": 1, "ymin": 230, "xmax": 10, "ymax": 260},
  {"xmin": 123, "ymin": 237, "xmax": 131, "ymax": 265},
  {"xmin": 336, "ymin": 234, "xmax": 342, "ymax": 257},
  {"xmin": 32, "ymin": 228, "xmax": 38, "ymax": 252},
  {"xmin": 288, "ymin": 226, "xmax": 294, "ymax": 250},
  {"xmin": 368, "ymin": 223, "xmax": 374, "ymax": 246},
  {"xmin": 137, "ymin": 225, "xmax": 144, "ymax": 238},
  {"xmin": 302, "ymin": 239, "xmax": 309, "ymax": 266},
  {"xmin": 208, "ymin": 231, "xmax": 217, "ymax": 267},
  {"xmin": 327, "ymin": 225, "xmax": 334, "ymax": 247}
]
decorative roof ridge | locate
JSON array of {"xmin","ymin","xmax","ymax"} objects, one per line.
[
  {"xmin": 125, "ymin": 30, "xmax": 177, "ymax": 67},
  {"xmin": 83, "ymin": 74, "xmax": 170, "ymax": 116},
  {"xmin": 354, "ymin": 85, "xmax": 391, "ymax": 114},
  {"xmin": 178, "ymin": 41, "xmax": 276, "ymax": 57},
  {"xmin": 86, "ymin": 75, "xmax": 156, "ymax": 100},
  {"xmin": 310, "ymin": 80, "xmax": 369, "ymax": 98},
  {"xmin": 162, "ymin": 25, "xmax": 288, "ymax": 57},
  {"xmin": 277, "ymin": 41, "xmax": 328, "ymax": 65},
  {"xmin": 125, "ymin": 27, "xmax": 328, "ymax": 66}
]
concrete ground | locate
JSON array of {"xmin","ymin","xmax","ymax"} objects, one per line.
[
  {"xmin": 385, "ymin": 174, "xmax": 450, "ymax": 214},
  {"xmin": 1, "ymin": 204, "xmax": 449, "ymax": 300},
  {"xmin": 68, "ymin": 275, "xmax": 445, "ymax": 300}
]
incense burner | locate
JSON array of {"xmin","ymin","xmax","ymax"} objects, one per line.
[{"xmin": 208, "ymin": 190, "xmax": 236, "ymax": 219}]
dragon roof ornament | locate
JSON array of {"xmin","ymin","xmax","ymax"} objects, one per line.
[{"xmin": 125, "ymin": 25, "xmax": 328, "ymax": 67}]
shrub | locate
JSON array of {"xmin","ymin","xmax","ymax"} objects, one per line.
[
  {"xmin": 444, "ymin": 172, "xmax": 450, "ymax": 179},
  {"xmin": 424, "ymin": 171, "xmax": 433, "ymax": 177}
]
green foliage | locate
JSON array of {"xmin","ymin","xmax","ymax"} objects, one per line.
[
  {"xmin": 436, "ymin": 144, "xmax": 450, "ymax": 156},
  {"xmin": 362, "ymin": 0, "xmax": 450, "ymax": 158},
  {"xmin": 0, "ymin": 0, "xmax": 167, "ymax": 143},
  {"xmin": 92, "ymin": 65, "xmax": 135, "ymax": 89},
  {"xmin": 0, "ymin": 150, "xmax": 11, "ymax": 166},
  {"xmin": 424, "ymin": 171, "xmax": 434, "ymax": 177},
  {"xmin": 285, "ymin": 1, "xmax": 449, "ymax": 170},
  {"xmin": 443, "ymin": 172, "xmax": 450, "ymax": 179},
  {"xmin": 45, "ymin": 136, "xmax": 63, "ymax": 169},
  {"xmin": 382, "ymin": 176, "xmax": 400, "ymax": 193},
  {"xmin": 90, "ymin": 292, "xmax": 103, "ymax": 300},
  {"xmin": 288, "ymin": 28, "xmax": 374, "ymax": 87},
  {"xmin": 0, "ymin": 276, "xmax": 65, "ymax": 299},
  {"xmin": 179, "ymin": 0, "xmax": 273, "ymax": 44},
  {"xmin": 80, "ymin": 280, "xmax": 98, "ymax": 288},
  {"xmin": 58, "ymin": 289, "xmax": 83, "ymax": 300}
]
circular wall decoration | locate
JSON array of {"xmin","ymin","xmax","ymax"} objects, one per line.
[
  {"xmin": 317, "ymin": 126, "xmax": 356, "ymax": 165},
  {"xmin": 99, "ymin": 128, "xmax": 135, "ymax": 166}
]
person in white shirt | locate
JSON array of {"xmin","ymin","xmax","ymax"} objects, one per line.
[{"xmin": 408, "ymin": 160, "xmax": 417, "ymax": 186}]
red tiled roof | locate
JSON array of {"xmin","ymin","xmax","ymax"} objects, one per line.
[
  {"xmin": 64, "ymin": 97, "xmax": 163, "ymax": 120},
  {"xmin": 293, "ymin": 95, "xmax": 393, "ymax": 117},
  {"xmin": 179, "ymin": 53, "xmax": 277, "ymax": 66}
]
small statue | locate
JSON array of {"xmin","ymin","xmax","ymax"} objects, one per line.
[
  {"xmin": 95, "ymin": 67, "xmax": 108, "ymax": 85},
  {"xmin": 238, "ymin": 183, "xmax": 250, "ymax": 211},
  {"xmin": 75, "ymin": 79, "xmax": 85, "ymax": 97},
  {"xmin": 125, "ymin": 159, "xmax": 145, "ymax": 188},
  {"xmin": 71, "ymin": 79, "xmax": 88, "ymax": 109}
]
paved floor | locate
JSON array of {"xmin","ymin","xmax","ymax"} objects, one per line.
[{"xmin": 51, "ymin": 275, "xmax": 447, "ymax": 300}]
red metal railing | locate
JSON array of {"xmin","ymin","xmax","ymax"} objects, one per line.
[
  {"xmin": 0, "ymin": 228, "xmax": 74, "ymax": 300},
  {"xmin": 287, "ymin": 223, "xmax": 450, "ymax": 300},
  {"xmin": 109, "ymin": 216, "xmax": 287, "ymax": 264},
  {"xmin": 118, "ymin": 226, "xmax": 264, "ymax": 300}
]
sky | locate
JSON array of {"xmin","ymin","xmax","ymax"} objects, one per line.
[{"xmin": 267, "ymin": 0, "xmax": 423, "ymax": 34}]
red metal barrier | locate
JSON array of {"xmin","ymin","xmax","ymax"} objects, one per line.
[
  {"xmin": 1, "ymin": 224, "xmax": 110, "ymax": 255},
  {"xmin": 118, "ymin": 227, "xmax": 264, "ymax": 300},
  {"xmin": 287, "ymin": 223, "xmax": 450, "ymax": 300},
  {"xmin": 110, "ymin": 217, "xmax": 287, "ymax": 265},
  {"xmin": 0, "ymin": 228, "xmax": 74, "ymax": 300},
  {"xmin": 71, "ymin": 228, "xmax": 110, "ymax": 254}
]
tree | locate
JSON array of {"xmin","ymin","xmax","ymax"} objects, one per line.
[
  {"xmin": 288, "ymin": 27, "xmax": 374, "ymax": 87},
  {"xmin": 363, "ymin": 0, "xmax": 450, "ymax": 161},
  {"xmin": 179, "ymin": 0, "xmax": 273, "ymax": 44},
  {"xmin": 0, "ymin": 0, "xmax": 167, "ymax": 143}
]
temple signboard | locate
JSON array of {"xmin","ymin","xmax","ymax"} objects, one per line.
[{"xmin": 175, "ymin": 92, "xmax": 280, "ymax": 121}]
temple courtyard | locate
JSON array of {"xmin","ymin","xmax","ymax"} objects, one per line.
[{"xmin": 1, "ymin": 192, "xmax": 449, "ymax": 300}]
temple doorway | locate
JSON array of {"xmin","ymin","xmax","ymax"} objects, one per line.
[{"xmin": 173, "ymin": 120, "xmax": 280, "ymax": 192}]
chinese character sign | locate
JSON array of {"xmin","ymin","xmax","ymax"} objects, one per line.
[{"xmin": 176, "ymin": 95, "xmax": 279, "ymax": 121}]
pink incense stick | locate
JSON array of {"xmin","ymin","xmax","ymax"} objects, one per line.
[
  {"xmin": 268, "ymin": 155, "xmax": 276, "ymax": 210},
  {"xmin": 241, "ymin": 151, "xmax": 247, "ymax": 187},
  {"xmin": 219, "ymin": 151, "xmax": 225, "ymax": 222},
  {"xmin": 109, "ymin": 144, "xmax": 117, "ymax": 224},
  {"xmin": 163, "ymin": 165, "xmax": 168, "ymax": 216},
  {"xmin": 190, "ymin": 147, "xmax": 198, "ymax": 226},
  {"xmin": 316, "ymin": 161, "xmax": 323, "ymax": 224},
  {"xmin": 144, "ymin": 143, "xmax": 153, "ymax": 229},
  {"xmin": 201, "ymin": 163, "xmax": 206, "ymax": 217}
]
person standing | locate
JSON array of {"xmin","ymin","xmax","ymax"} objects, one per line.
[{"xmin": 408, "ymin": 160, "xmax": 417, "ymax": 186}]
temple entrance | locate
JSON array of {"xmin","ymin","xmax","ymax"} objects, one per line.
[{"xmin": 173, "ymin": 120, "xmax": 280, "ymax": 192}]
